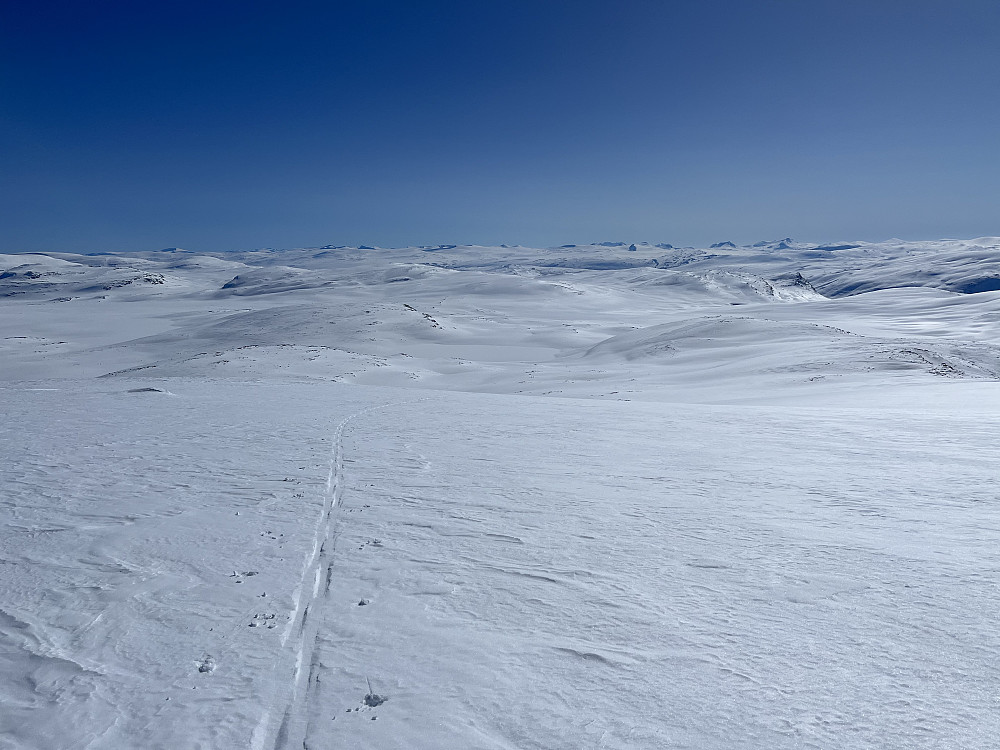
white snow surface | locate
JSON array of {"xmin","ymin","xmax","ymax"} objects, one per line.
[{"xmin": 2, "ymin": 239, "xmax": 1000, "ymax": 749}]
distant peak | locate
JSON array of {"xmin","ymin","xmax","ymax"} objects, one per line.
[
  {"xmin": 710, "ymin": 241, "xmax": 737, "ymax": 249},
  {"xmin": 751, "ymin": 238, "xmax": 795, "ymax": 249}
]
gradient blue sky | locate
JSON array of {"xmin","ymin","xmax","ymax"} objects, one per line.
[{"xmin": 3, "ymin": 0, "xmax": 998, "ymax": 252}]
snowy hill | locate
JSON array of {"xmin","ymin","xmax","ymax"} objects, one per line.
[{"xmin": 2, "ymin": 239, "xmax": 1000, "ymax": 748}]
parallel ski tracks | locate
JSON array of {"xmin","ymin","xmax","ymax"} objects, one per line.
[{"xmin": 251, "ymin": 402, "xmax": 397, "ymax": 750}]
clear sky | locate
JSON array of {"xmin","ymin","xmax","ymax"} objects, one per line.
[{"xmin": 3, "ymin": 0, "xmax": 998, "ymax": 252}]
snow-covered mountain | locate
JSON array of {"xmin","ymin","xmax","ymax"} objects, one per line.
[
  {"xmin": 2, "ymin": 239, "xmax": 1000, "ymax": 749},
  {"xmin": 4, "ymin": 238, "xmax": 1000, "ymax": 394}
]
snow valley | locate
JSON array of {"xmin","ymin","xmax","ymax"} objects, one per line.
[{"xmin": 2, "ymin": 238, "xmax": 1000, "ymax": 749}]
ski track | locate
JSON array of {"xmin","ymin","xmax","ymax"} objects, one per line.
[{"xmin": 252, "ymin": 402, "xmax": 394, "ymax": 750}]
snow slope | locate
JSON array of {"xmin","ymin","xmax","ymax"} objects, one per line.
[{"xmin": 1, "ymin": 239, "xmax": 999, "ymax": 749}]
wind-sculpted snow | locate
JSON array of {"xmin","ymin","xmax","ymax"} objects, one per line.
[
  {"xmin": 218, "ymin": 266, "xmax": 331, "ymax": 296},
  {"xmin": 5, "ymin": 239, "xmax": 999, "ymax": 395},
  {"xmin": 2, "ymin": 239, "xmax": 1000, "ymax": 748}
]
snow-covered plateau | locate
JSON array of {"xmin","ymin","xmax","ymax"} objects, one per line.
[{"xmin": 2, "ymin": 238, "xmax": 1000, "ymax": 749}]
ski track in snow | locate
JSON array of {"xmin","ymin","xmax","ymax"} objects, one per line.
[
  {"xmin": 253, "ymin": 402, "xmax": 397, "ymax": 750},
  {"xmin": 252, "ymin": 411, "xmax": 352, "ymax": 750}
]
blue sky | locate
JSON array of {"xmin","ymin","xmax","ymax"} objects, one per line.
[{"xmin": 3, "ymin": 0, "xmax": 998, "ymax": 252}]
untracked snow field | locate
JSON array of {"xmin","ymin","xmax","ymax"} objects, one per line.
[{"xmin": 2, "ymin": 239, "xmax": 1000, "ymax": 748}]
